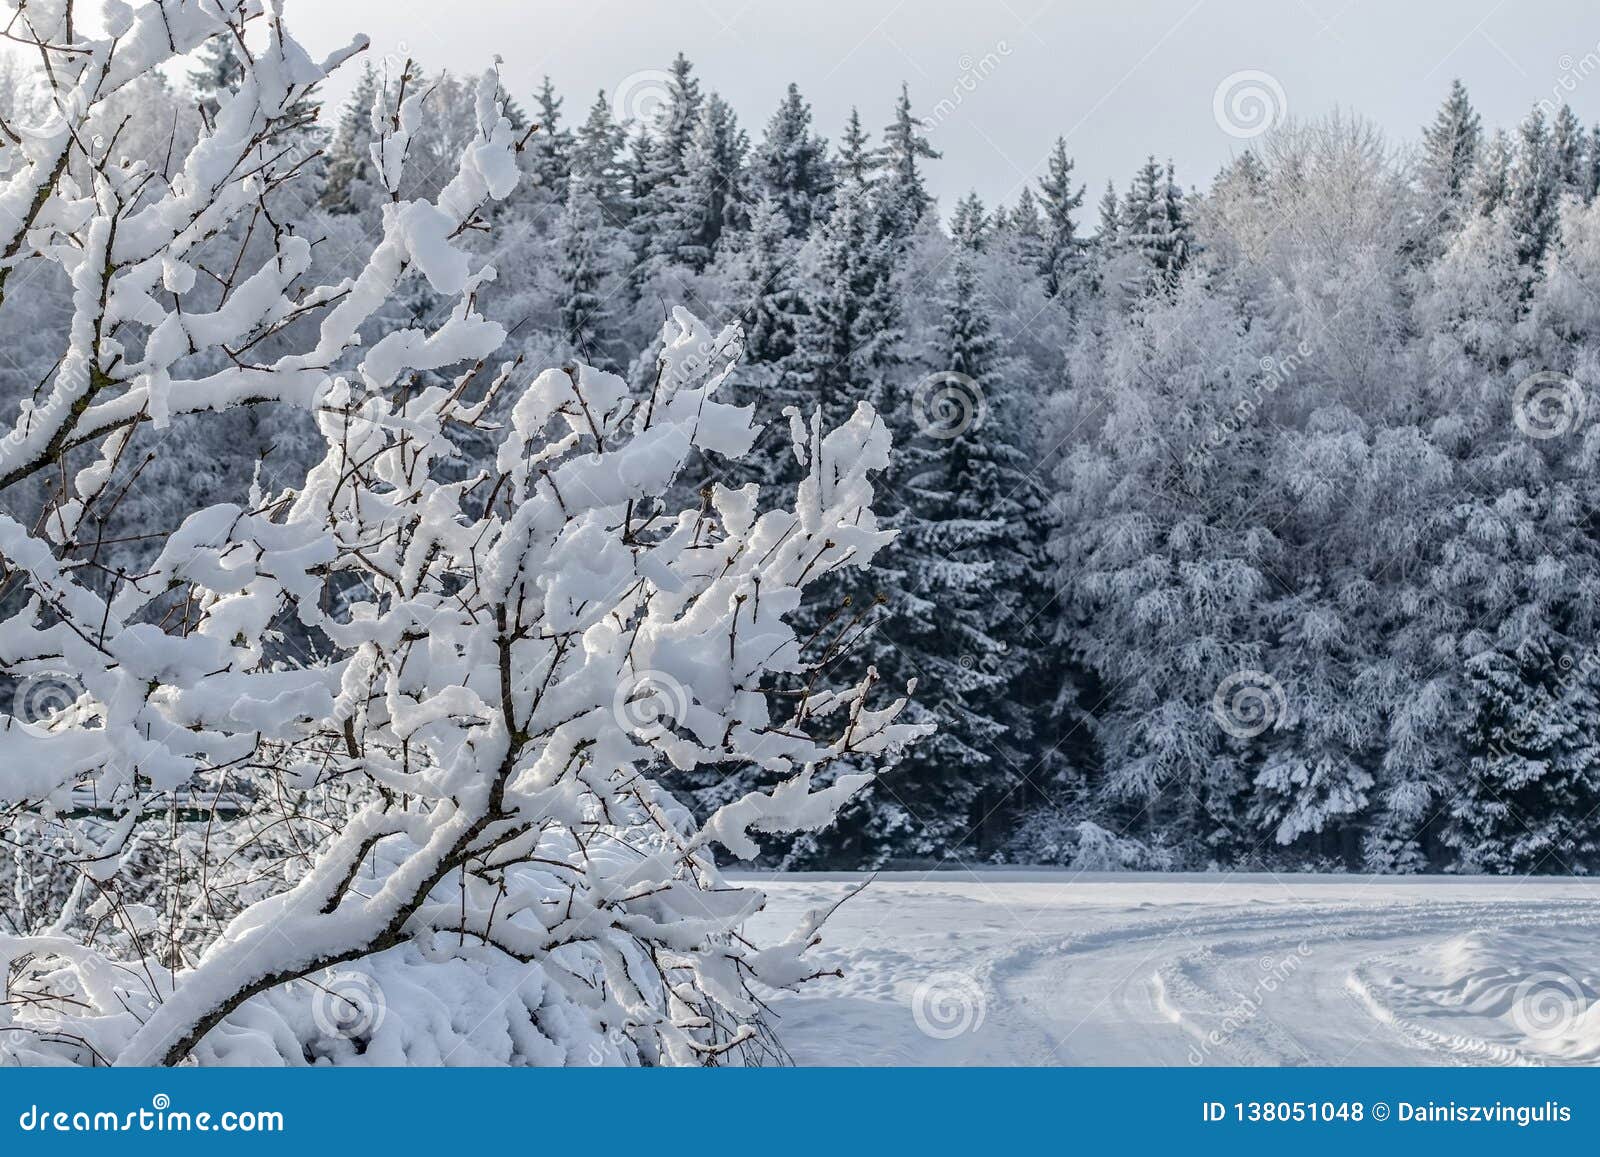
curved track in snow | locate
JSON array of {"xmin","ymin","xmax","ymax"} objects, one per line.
[{"xmin": 740, "ymin": 873, "xmax": 1600, "ymax": 1066}]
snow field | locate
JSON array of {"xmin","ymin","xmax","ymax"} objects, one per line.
[{"xmin": 741, "ymin": 872, "xmax": 1600, "ymax": 1066}]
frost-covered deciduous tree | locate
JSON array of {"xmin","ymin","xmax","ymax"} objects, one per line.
[{"xmin": 0, "ymin": 3, "xmax": 923, "ymax": 1066}]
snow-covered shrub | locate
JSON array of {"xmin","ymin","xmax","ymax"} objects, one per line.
[
  {"xmin": 0, "ymin": 2, "xmax": 923, "ymax": 1066},
  {"xmin": 1002, "ymin": 814, "xmax": 1175, "ymax": 872}
]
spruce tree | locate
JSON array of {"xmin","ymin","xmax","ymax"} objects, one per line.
[
  {"xmin": 795, "ymin": 176, "xmax": 900, "ymax": 426},
  {"xmin": 837, "ymin": 107, "xmax": 872, "ymax": 186},
  {"xmin": 571, "ymin": 89, "xmax": 629, "ymax": 213},
  {"xmin": 526, "ymin": 76, "xmax": 573, "ymax": 196},
  {"xmin": 1419, "ymin": 79, "xmax": 1481, "ymax": 234},
  {"xmin": 1472, "ymin": 127, "xmax": 1513, "ymax": 215},
  {"xmin": 727, "ymin": 196, "xmax": 807, "ymax": 379},
  {"xmin": 1119, "ymin": 160, "xmax": 1156, "ymax": 240},
  {"xmin": 1449, "ymin": 645, "xmax": 1600, "ymax": 873},
  {"xmin": 715, "ymin": 194, "xmax": 811, "ymax": 495},
  {"xmin": 623, "ymin": 56, "xmax": 711, "ymax": 289},
  {"xmin": 1119, "ymin": 156, "xmax": 1190, "ymax": 295},
  {"xmin": 1038, "ymin": 137, "xmax": 1086, "ymax": 296},
  {"xmin": 654, "ymin": 53, "xmax": 704, "ymax": 179},
  {"xmin": 875, "ymin": 84, "xmax": 940, "ymax": 236},
  {"xmin": 556, "ymin": 174, "xmax": 622, "ymax": 366},
  {"xmin": 1096, "ymin": 179, "xmax": 1120, "ymax": 248},
  {"xmin": 755, "ymin": 83, "xmax": 833, "ymax": 236},
  {"xmin": 1551, "ymin": 104, "xmax": 1586, "ymax": 197},
  {"xmin": 949, "ymin": 191, "xmax": 989, "ymax": 251},
  {"xmin": 1587, "ymin": 124, "xmax": 1600, "ymax": 201},
  {"xmin": 748, "ymin": 162, "xmax": 907, "ymax": 862},
  {"xmin": 872, "ymin": 247, "xmax": 1056, "ymax": 856},
  {"xmin": 1003, "ymin": 186, "xmax": 1049, "ymax": 274},
  {"xmin": 1508, "ymin": 106, "xmax": 1558, "ymax": 270},
  {"xmin": 651, "ymin": 93, "xmax": 748, "ymax": 273},
  {"xmin": 188, "ymin": 35, "xmax": 244, "ymax": 114},
  {"xmin": 631, "ymin": 54, "xmax": 703, "ymax": 238}
]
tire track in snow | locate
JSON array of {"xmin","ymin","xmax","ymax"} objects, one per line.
[{"xmin": 987, "ymin": 898, "xmax": 1600, "ymax": 1065}]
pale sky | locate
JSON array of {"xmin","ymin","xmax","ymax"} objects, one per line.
[{"xmin": 284, "ymin": 0, "xmax": 1600, "ymax": 214}]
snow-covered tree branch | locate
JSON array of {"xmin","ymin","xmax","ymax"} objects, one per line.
[{"xmin": 0, "ymin": 3, "xmax": 924, "ymax": 1066}]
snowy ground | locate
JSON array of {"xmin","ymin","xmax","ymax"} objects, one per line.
[{"xmin": 737, "ymin": 871, "xmax": 1600, "ymax": 1066}]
